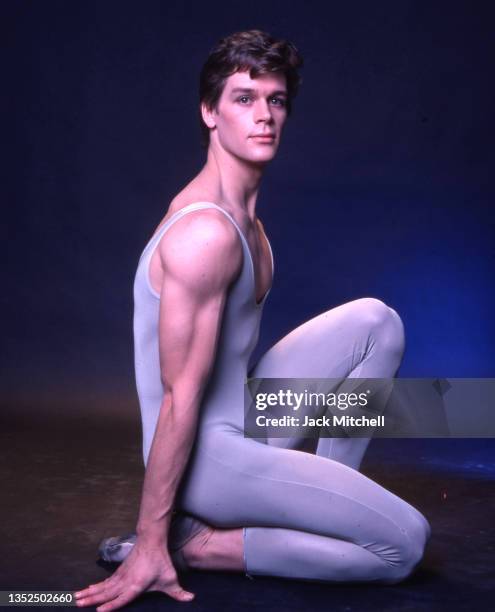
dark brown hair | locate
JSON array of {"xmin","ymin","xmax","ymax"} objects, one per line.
[{"xmin": 198, "ymin": 29, "xmax": 304, "ymax": 148}]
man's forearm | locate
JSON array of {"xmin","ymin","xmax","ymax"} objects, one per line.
[{"xmin": 136, "ymin": 386, "xmax": 202, "ymax": 543}]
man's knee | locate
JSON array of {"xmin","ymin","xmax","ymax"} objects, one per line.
[
  {"xmin": 382, "ymin": 513, "xmax": 430, "ymax": 584},
  {"xmin": 356, "ymin": 297, "xmax": 405, "ymax": 357},
  {"xmin": 355, "ymin": 297, "xmax": 399, "ymax": 326}
]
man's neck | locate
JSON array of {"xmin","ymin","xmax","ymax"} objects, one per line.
[{"xmin": 198, "ymin": 145, "xmax": 267, "ymax": 222}]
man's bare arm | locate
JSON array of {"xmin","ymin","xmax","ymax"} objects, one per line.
[
  {"xmin": 136, "ymin": 209, "xmax": 242, "ymax": 541},
  {"xmin": 75, "ymin": 210, "xmax": 242, "ymax": 609}
]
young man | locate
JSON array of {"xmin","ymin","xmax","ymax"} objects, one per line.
[{"xmin": 76, "ymin": 30, "xmax": 430, "ymax": 611}]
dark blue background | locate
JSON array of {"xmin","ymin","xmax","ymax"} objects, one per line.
[{"xmin": 2, "ymin": 0, "xmax": 494, "ymax": 408}]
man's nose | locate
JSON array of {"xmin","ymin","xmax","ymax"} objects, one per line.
[{"xmin": 254, "ymin": 100, "xmax": 273, "ymax": 122}]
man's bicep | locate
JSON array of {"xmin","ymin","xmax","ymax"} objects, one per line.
[
  {"xmin": 157, "ymin": 276, "xmax": 227, "ymax": 392},
  {"xmin": 155, "ymin": 213, "xmax": 241, "ymax": 394}
]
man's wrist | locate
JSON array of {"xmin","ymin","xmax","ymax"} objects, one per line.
[{"xmin": 136, "ymin": 516, "xmax": 172, "ymax": 542}]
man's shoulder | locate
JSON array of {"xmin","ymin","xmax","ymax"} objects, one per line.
[
  {"xmin": 156, "ymin": 206, "xmax": 242, "ymax": 294},
  {"xmin": 157, "ymin": 199, "xmax": 241, "ymax": 268},
  {"xmin": 164, "ymin": 195, "xmax": 236, "ymax": 237}
]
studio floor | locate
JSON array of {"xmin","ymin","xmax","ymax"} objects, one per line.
[{"xmin": 1, "ymin": 403, "xmax": 494, "ymax": 611}]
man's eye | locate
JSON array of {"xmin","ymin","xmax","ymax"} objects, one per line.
[{"xmin": 236, "ymin": 95, "xmax": 286, "ymax": 106}]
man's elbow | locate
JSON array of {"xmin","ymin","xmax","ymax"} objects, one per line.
[{"xmin": 163, "ymin": 371, "xmax": 210, "ymax": 413}]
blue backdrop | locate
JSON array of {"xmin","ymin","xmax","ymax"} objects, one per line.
[{"xmin": 2, "ymin": 0, "xmax": 494, "ymax": 408}]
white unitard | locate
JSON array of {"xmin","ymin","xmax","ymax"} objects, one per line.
[{"xmin": 133, "ymin": 202, "xmax": 431, "ymax": 584}]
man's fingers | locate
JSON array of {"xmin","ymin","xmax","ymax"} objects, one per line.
[
  {"xmin": 96, "ymin": 584, "xmax": 142, "ymax": 612},
  {"xmin": 157, "ymin": 573, "xmax": 195, "ymax": 603},
  {"xmin": 75, "ymin": 579, "xmax": 120, "ymax": 608},
  {"xmin": 75, "ymin": 582, "xmax": 102, "ymax": 597},
  {"xmin": 77, "ymin": 591, "xmax": 119, "ymax": 610},
  {"xmin": 75, "ymin": 580, "xmax": 110, "ymax": 602},
  {"xmin": 164, "ymin": 586, "xmax": 195, "ymax": 602},
  {"xmin": 76, "ymin": 579, "xmax": 195, "ymax": 609}
]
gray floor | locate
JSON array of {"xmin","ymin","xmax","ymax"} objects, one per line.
[{"xmin": 1, "ymin": 404, "xmax": 494, "ymax": 611}]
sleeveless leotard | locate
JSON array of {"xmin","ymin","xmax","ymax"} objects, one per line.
[
  {"xmin": 133, "ymin": 202, "xmax": 273, "ymax": 462},
  {"xmin": 133, "ymin": 202, "xmax": 431, "ymax": 583}
]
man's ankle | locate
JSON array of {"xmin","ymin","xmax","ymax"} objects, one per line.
[
  {"xmin": 190, "ymin": 528, "xmax": 244, "ymax": 572},
  {"xmin": 183, "ymin": 526, "xmax": 216, "ymax": 569}
]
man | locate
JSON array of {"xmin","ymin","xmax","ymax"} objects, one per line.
[
  {"xmin": 76, "ymin": 30, "xmax": 429, "ymax": 612},
  {"xmin": 76, "ymin": 29, "xmax": 302, "ymax": 610}
]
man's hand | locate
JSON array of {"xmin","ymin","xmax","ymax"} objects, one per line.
[{"xmin": 74, "ymin": 536, "xmax": 194, "ymax": 611}]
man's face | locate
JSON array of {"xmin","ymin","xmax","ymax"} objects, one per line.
[{"xmin": 206, "ymin": 70, "xmax": 288, "ymax": 164}]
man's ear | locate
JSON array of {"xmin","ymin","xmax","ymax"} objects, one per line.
[{"xmin": 201, "ymin": 102, "xmax": 217, "ymax": 130}]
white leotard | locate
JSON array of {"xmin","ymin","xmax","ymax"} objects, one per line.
[{"xmin": 133, "ymin": 202, "xmax": 431, "ymax": 583}]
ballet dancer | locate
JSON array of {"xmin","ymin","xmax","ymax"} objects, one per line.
[{"xmin": 76, "ymin": 29, "xmax": 430, "ymax": 611}]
